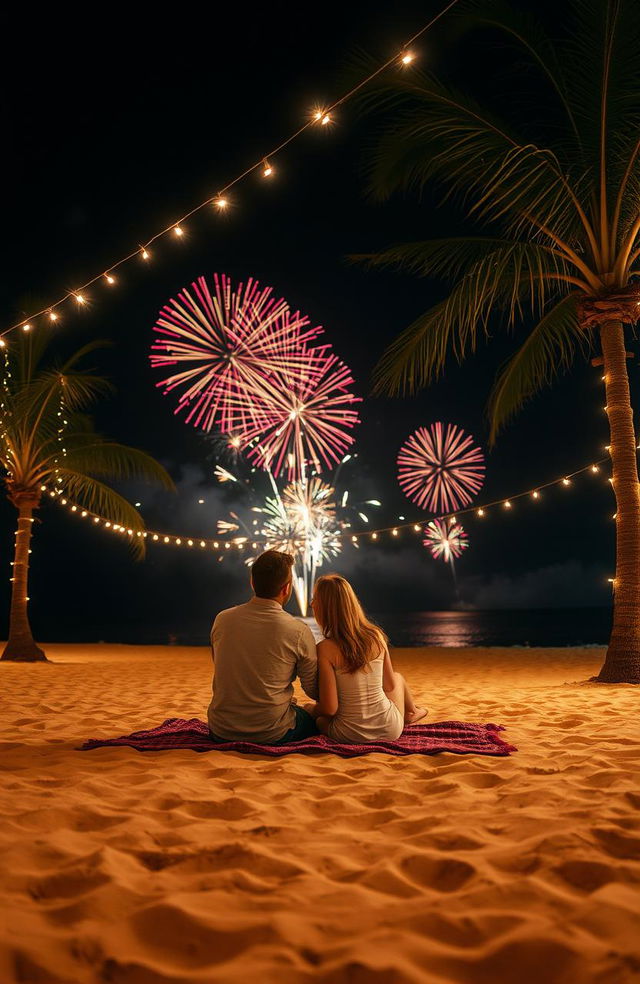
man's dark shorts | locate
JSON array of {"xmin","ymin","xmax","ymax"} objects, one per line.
[{"xmin": 210, "ymin": 705, "xmax": 319, "ymax": 745}]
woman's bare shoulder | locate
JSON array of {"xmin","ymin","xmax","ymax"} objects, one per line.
[{"xmin": 317, "ymin": 638, "xmax": 342, "ymax": 663}]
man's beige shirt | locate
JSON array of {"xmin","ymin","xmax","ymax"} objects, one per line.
[{"xmin": 207, "ymin": 597, "xmax": 318, "ymax": 743}]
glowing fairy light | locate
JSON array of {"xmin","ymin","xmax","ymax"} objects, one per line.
[
  {"xmin": 397, "ymin": 423, "xmax": 485, "ymax": 513},
  {"xmin": 424, "ymin": 518, "xmax": 469, "ymax": 564},
  {"xmin": 173, "ymin": 225, "xmax": 184, "ymax": 237},
  {"xmin": 48, "ymin": 311, "xmax": 58, "ymax": 322},
  {"xmin": 141, "ymin": 248, "xmax": 150, "ymax": 260},
  {"xmin": 104, "ymin": 273, "xmax": 116, "ymax": 285},
  {"xmin": 262, "ymin": 160, "xmax": 273, "ymax": 177},
  {"xmin": 214, "ymin": 196, "xmax": 228, "ymax": 210},
  {"xmin": 22, "ymin": 324, "xmax": 32, "ymax": 333},
  {"xmin": 75, "ymin": 294, "xmax": 86, "ymax": 305},
  {"xmin": 401, "ymin": 52, "xmax": 414, "ymax": 65}
]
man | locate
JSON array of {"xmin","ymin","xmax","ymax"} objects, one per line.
[{"xmin": 208, "ymin": 550, "xmax": 319, "ymax": 744}]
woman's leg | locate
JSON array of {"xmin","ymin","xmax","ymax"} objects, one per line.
[{"xmin": 385, "ymin": 672, "xmax": 427, "ymax": 724}]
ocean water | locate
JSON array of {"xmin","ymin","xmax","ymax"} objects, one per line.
[
  {"xmin": 69, "ymin": 607, "xmax": 612, "ymax": 648},
  {"xmin": 369, "ymin": 608, "xmax": 611, "ymax": 648}
]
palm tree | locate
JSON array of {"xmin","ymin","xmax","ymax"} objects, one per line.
[
  {"xmin": 0, "ymin": 333, "xmax": 175, "ymax": 661},
  {"xmin": 354, "ymin": 0, "xmax": 640, "ymax": 683}
]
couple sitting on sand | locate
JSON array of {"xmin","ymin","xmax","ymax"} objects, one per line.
[{"xmin": 207, "ymin": 549, "xmax": 426, "ymax": 745}]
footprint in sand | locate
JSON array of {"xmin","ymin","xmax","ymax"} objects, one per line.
[
  {"xmin": 592, "ymin": 827, "xmax": 640, "ymax": 860},
  {"xmin": 132, "ymin": 902, "xmax": 275, "ymax": 968},
  {"xmin": 552, "ymin": 858, "xmax": 615, "ymax": 893},
  {"xmin": 29, "ymin": 861, "xmax": 110, "ymax": 901},
  {"xmin": 180, "ymin": 797, "xmax": 253, "ymax": 821},
  {"xmin": 400, "ymin": 853, "xmax": 476, "ymax": 892}
]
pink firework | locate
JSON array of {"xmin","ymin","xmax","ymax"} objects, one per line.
[
  {"xmin": 243, "ymin": 347, "xmax": 361, "ymax": 481},
  {"xmin": 397, "ymin": 423, "xmax": 485, "ymax": 513},
  {"xmin": 424, "ymin": 518, "xmax": 469, "ymax": 563},
  {"xmin": 150, "ymin": 274, "xmax": 323, "ymax": 435}
]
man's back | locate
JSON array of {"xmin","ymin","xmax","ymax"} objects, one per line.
[{"xmin": 207, "ymin": 597, "xmax": 318, "ymax": 743}]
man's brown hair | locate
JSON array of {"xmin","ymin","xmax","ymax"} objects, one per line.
[{"xmin": 251, "ymin": 550, "xmax": 294, "ymax": 599}]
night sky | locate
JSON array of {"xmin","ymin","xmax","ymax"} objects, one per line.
[{"xmin": 3, "ymin": 1, "xmax": 623, "ymax": 643}]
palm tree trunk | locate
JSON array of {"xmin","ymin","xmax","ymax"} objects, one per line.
[
  {"xmin": 1, "ymin": 499, "xmax": 46, "ymax": 662},
  {"xmin": 597, "ymin": 320, "xmax": 640, "ymax": 683}
]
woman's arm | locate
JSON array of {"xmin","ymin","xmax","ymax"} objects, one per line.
[
  {"xmin": 382, "ymin": 647, "xmax": 396, "ymax": 694},
  {"xmin": 314, "ymin": 645, "xmax": 339, "ymax": 718}
]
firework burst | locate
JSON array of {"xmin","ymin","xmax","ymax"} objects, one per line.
[
  {"xmin": 398, "ymin": 423, "xmax": 485, "ymax": 513},
  {"xmin": 423, "ymin": 518, "xmax": 469, "ymax": 563},
  {"xmin": 244, "ymin": 350, "xmax": 361, "ymax": 480},
  {"xmin": 150, "ymin": 273, "xmax": 323, "ymax": 435}
]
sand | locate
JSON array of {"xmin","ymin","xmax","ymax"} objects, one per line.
[{"xmin": 0, "ymin": 643, "xmax": 638, "ymax": 984}]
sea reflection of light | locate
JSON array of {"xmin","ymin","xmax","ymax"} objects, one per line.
[{"xmin": 384, "ymin": 611, "xmax": 484, "ymax": 648}]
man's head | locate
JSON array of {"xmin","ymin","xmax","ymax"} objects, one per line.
[{"xmin": 251, "ymin": 550, "xmax": 294, "ymax": 605}]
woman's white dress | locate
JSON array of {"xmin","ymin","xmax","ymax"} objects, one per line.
[{"xmin": 327, "ymin": 650, "xmax": 404, "ymax": 743}]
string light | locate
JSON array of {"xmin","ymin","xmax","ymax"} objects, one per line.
[
  {"xmin": 173, "ymin": 225, "xmax": 184, "ymax": 237},
  {"xmin": 0, "ymin": 0, "xmax": 460, "ymax": 342},
  {"xmin": 48, "ymin": 311, "xmax": 58, "ymax": 322},
  {"xmin": 214, "ymin": 196, "xmax": 228, "ymax": 210},
  {"xmin": 22, "ymin": 324, "xmax": 32, "ymax": 333},
  {"xmin": 262, "ymin": 160, "xmax": 274, "ymax": 177},
  {"xmin": 43, "ymin": 451, "xmax": 618, "ymax": 554},
  {"xmin": 104, "ymin": 273, "xmax": 116, "ymax": 285},
  {"xmin": 74, "ymin": 294, "xmax": 86, "ymax": 305}
]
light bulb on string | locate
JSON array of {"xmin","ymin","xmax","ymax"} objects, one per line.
[
  {"xmin": 214, "ymin": 196, "xmax": 228, "ymax": 210},
  {"xmin": 173, "ymin": 225, "xmax": 184, "ymax": 237},
  {"xmin": 141, "ymin": 247, "xmax": 150, "ymax": 261},
  {"xmin": 400, "ymin": 51, "xmax": 414, "ymax": 65},
  {"xmin": 104, "ymin": 273, "xmax": 116, "ymax": 285},
  {"xmin": 262, "ymin": 160, "xmax": 273, "ymax": 177},
  {"xmin": 22, "ymin": 324, "xmax": 32, "ymax": 332}
]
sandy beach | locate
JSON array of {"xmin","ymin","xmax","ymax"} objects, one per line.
[{"xmin": 1, "ymin": 644, "xmax": 638, "ymax": 984}]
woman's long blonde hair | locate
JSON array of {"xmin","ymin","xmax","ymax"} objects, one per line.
[{"xmin": 313, "ymin": 574, "xmax": 388, "ymax": 673}]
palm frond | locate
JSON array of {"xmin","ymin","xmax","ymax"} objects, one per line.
[
  {"xmin": 457, "ymin": 0, "xmax": 582, "ymax": 153},
  {"xmin": 563, "ymin": 0, "xmax": 640, "ymax": 173},
  {"xmin": 357, "ymin": 70, "xmax": 592, "ymax": 255},
  {"xmin": 52, "ymin": 474, "xmax": 146, "ymax": 558},
  {"xmin": 371, "ymin": 242, "xmax": 576, "ymax": 396},
  {"xmin": 61, "ymin": 442, "xmax": 175, "ymax": 491},
  {"xmin": 487, "ymin": 295, "xmax": 584, "ymax": 443},
  {"xmin": 350, "ymin": 237, "xmax": 576, "ymax": 286}
]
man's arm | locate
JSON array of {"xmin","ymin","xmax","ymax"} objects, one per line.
[{"xmin": 296, "ymin": 624, "xmax": 319, "ymax": 700}]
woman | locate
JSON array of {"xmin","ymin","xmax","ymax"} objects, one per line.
[{"xmin": 305, "ymin": 574, "xmax": 427, "ymax": 743}]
